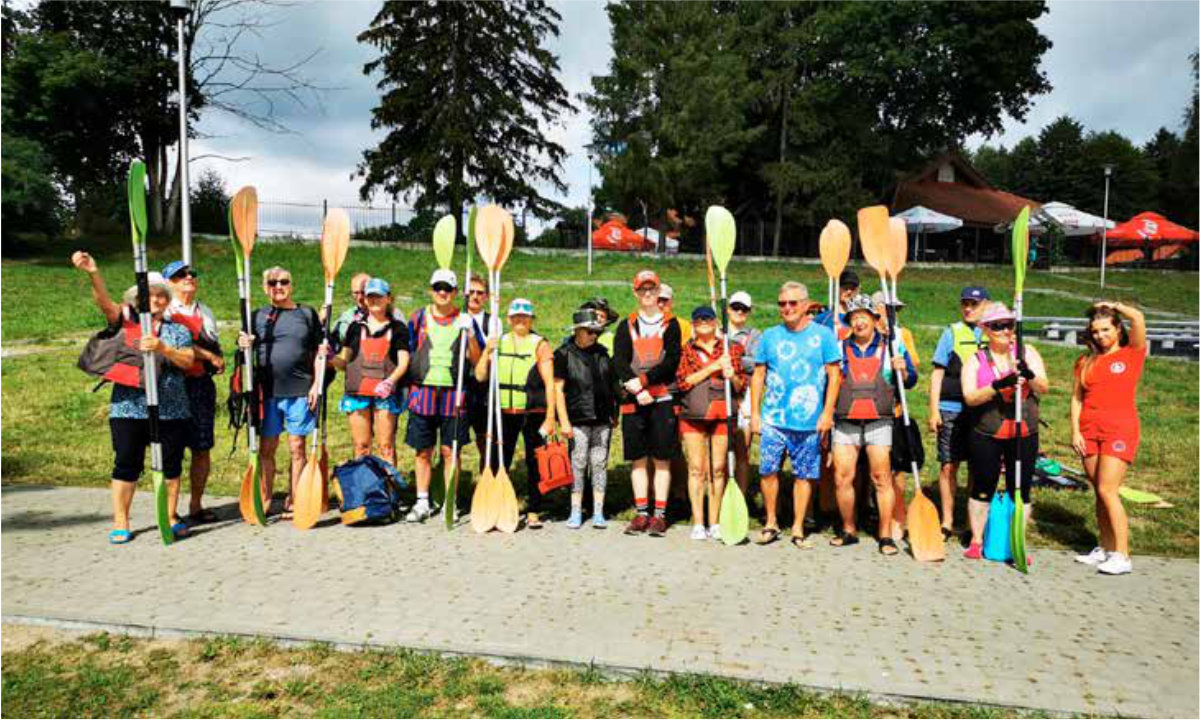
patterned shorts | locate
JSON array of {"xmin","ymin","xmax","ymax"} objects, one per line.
[
  {"xmin": 759, "ymin": 424, "xmax": 821, "ymax": 479},
  {"xmin": 184, "ymin": 375, "xmax": 216, "ymax": 452}
]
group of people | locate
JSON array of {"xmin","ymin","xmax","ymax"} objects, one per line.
[{"xmin": 72, "ymin": 251, "xmax": 1147, "ymax": 575}]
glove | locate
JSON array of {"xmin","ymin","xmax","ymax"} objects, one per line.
[
  {"xmin": 1017, "ymin": 360, "xmax": 1036, "ymax": 381},
  {"xmin": 454, "ymin": 313, "xmax": 473, "ymax": 332},
  {"xmin": 636, "ymin": 389, "xmax": 653, "ymax": 406},
  {"xmin": 374, "ymin": 379, "xmax": 395, "ymax": 399},
  {"xmin": 623, "ymin": 378, "xmax": 643, "ymax": 394},
  {"xmin": 991, "ymin": 373, "xmax": 1019, "ymax": 392}
]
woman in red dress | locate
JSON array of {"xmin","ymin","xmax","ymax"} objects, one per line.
[{"xmin": 1070, "ymin": 302, "xmax": 1146, "ymax": 576}]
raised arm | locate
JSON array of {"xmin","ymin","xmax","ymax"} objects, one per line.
[{"xmin": 71, "ymin": 251, "xmax": 121, "ymax": 324}]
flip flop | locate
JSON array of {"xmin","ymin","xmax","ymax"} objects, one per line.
[
  {"xmin": 108, "ymin": 529, "xmax": 132, "ymax": 545},
  {"xmin": 878, "ymin": 538, "xmax": 899, "ymax": 556},
  {"xmin": 756, "ymin": 527, "xmax": 781, "ymax": 545},
  {"xmin": 829, "ymin": 530, "xmax": 859, "ymax": 548},
  {"xmin": 790, "ymin": 535, "xmax": 815, "ymax": 550},
  {"xmin": 170, "ymin": 522, "xmax": 190, "ymax": 539},
  {"xmin": 188, "ymin": 508, "xmax": 219, "ymax": 525}
]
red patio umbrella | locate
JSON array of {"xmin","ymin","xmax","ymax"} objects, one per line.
[{"xmin": 1099, "ymin": 212, "xmax": 1199, "ymax": 248}]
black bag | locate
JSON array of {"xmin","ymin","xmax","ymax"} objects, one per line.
[{"xmin": 891, "ymin": 415, "xmax": 926, "ymax": 472}]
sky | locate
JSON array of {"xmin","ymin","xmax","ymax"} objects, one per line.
[{"xmin": 190, "ymin": 0, "xmax": 1199, "ymax": 223}]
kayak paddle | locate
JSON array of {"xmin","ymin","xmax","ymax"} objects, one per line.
[
  {"xmin": 1011, "ymin": 205, "xmax": 1030, "ymax": 573},
  {"xmin": 434, "ymin": 211, "xmax": 469, "ymax": 530},
  {"xmin": 492, "ymin": 209, "xmax": 520, "ymax": 533},
  {"xmin": 819, "ymin": 219, "xmax": 852, "ymax": 332},
  {"xmin": 294, "ymin": 208, "xmax": 350, "ymax": 530},
  {"xmin": 470, "ymin": 206, "xmax": 507, "ymax": 533},
  {"xmin": 128, "ymin": 161, "xmax": 173, "ymax": 545},
  {"xmin": 706, "ymin": 206, "xmax": 749, "ymax": 546},
  {"xmin": 231, "ymin": 187, "xmax": 267, "ymax": 526}
]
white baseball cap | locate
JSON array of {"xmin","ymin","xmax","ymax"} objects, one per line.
[
  {"xmin": 730, "ymin": 291, "xmax": 752, "ymax": 308},
  {"xmin": 429, "ymin": 268, "xmax": 458, "ymax": 288},
  {"xmin": 658, "ymin": 283, "xmax": 674, "ymax": 300}
]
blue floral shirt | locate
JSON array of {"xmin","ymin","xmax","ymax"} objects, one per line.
[{"xmin": 109, "ymin": 321, "xmax": 193, "ymax": 421}]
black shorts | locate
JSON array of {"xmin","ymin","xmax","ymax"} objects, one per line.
[
  {"xmin": 937, "ymin": 409, "xmax": 973, "ymax": 465},
  {"xmin": 110, "ymin": 417, "xmax": 189, "ymax": 482},
  {"xmin": 405, "ymin": 411, "xmax": 471, "ymax": 452},
  {"xmin": 184, "ymin": 375, "xmax": 217, "ymax": 452},
  {"xmin": 622, "ymin": 401, "xmax": 679, "ymax": 462}
]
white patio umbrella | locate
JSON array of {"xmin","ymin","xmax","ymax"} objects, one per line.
[
  {"xmin": 895, "ymin": 205, "xmax": 963, "ymax": 260},
  {"xmin": 1030, "ymin": 201, "xmax": 1115, "ymax": 237}
]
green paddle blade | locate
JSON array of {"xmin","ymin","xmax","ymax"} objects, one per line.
[
  {"xmin": 433, "ymin": 215, "xmax": 456, "ymax": 270},
  {"xmin": 153, "ymin": 470, "xmax": 173, "ymax": 546},
  {"xmin": 1011, "ymin": 497, "xmax": 1027, "ymax": 573},
  {"xmin": 1012, "ymin": 206, "xmax": 1030, "ymax": 296},
  {"xmin": 1119, "ymin": 486, "xmax": 1165, "ymax": 504},
  {"xmin": 719, "ymin": 481, "xmax": 749, "ymax": 546},
  {"xmin": 705, "ymin": 206, "xmax": 736, "ymax": 275},
  {"xmin": 127, "ymin": 161, "xmax": 148, "ymax": 246}
]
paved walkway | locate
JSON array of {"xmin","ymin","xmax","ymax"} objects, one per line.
[{"xmin": 3, "ymin": 485, "xmax": 1196, "ymax": 717}]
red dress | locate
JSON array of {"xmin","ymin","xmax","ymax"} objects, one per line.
[{"xmin": 1076, "ymin": 344, "xmax": 1146, "ymax": 462}]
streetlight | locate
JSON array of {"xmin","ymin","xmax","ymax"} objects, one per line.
[
  {"xmin": 586, "ymin": 153, "xmax": 594, "ymax": 276},
  {"xmin": 170, "ymin": 0, "xmax": 193, "ymax": 265},
  {"xmin": 1099, "ymin": 164, "xmax": 1114, "ymax": 288}
]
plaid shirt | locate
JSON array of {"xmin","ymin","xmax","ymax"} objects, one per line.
[{"xmin": 676, "ymin": 338, "xmax": 746, "ymax": 391}]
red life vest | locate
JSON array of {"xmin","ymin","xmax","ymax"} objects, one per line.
[
  {"xmin": 834, "ymin": 337, "xmax": 895, "ymax": 421},
  {"xmin": 77, "ymin": 307, "xmax": 164, "ymax": 389},
  {"xmin": 344, "ymin": 325, "xmax": 396, "ymax": 397},
  {"xmin": 679, "ymin": 341, "xmax": 731, "ymax": 421},
  {"xmin": 620, "ymin": 313, "xmax": 676, "ymax": 414},
  {"xmin": 171, "ymin": 310, "xmax": 208, "ymax": 378}
]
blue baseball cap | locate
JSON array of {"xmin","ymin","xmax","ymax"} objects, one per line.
[
  {"xmin": 691, "ymin": 305, "xmax": 717, "ymax": 321},
  {"xmin": 961, "ymin": 286, "xmax": 990, "ymax": 301},
  {"xmin": 161, "ymin": 260, "xmax": 191, "ymax": 279},
  {"xmin": 364, "ymin": 278, "xmax": 391, "ymax": 296}
]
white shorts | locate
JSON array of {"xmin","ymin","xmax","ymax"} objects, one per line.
[{"xmin": 833, "ymin": 419, "xmax": 893, "ymax": 448}]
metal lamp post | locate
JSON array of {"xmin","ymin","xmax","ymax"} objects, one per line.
[
  {"xmin": 586, "ymin": 153, "xmax": 594, "ymax": 276},
  {"xmin": 1099, "ymin": 164, "xmax": 1113, "ymax": 289},
  {"xmin": 170, "ymin": 0, "xmax": 193, "ymax": 265}
]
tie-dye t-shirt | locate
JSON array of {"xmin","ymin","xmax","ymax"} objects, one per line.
[{"xmin": 755, "ymin": 321, "xmax": 842, "ymax": 431}]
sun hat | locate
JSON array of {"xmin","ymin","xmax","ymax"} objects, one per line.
[
  {"xmin": 961, "ymin": 286, "xmax": 990, "ymax": 301},
  {"xmin": 979, "ymin": 302, "xmax": 1016, "ymax": 326},
  {"xmin": 844, "ymin": 293, "xmax": 879, "ymax": 318},
  {"xmin": 691, "ymin": 305, "xmax": 716, "ymax": 321},
  {"xmin": 729, "ymin": 290, "xmax": 752, "ymax": 308},
  {"xmin": 632, "ymin": 269, "xmax": 659, "ymax": 289},
  {"xmin": 508, "ymin": 298, "xmax": 535, "ymax": 317},
  {"xmin": 364, "ymin": 278, "xmax": 391, "ymax": 297},
  {"xmin": 429, "ymin": 268, "xmax": 458, "ymax": 288},
  {"xmin": 122, "ymin": 272, "xmax": 169, "ymax": 305},
  {"xmin": 572, "ymin": 308, "xmax": 605, "ymax": 331}
]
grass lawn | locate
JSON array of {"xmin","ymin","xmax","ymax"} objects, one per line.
[
  {"xmin": 0, "ymin": 627, "xmax": 1054, "ymax": 718},
  {"xmin": 1, "ymin": 238, "xmax": 1197, "ymax": 556}
]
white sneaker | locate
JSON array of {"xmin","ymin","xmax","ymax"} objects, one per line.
[
  {"xmin": 690, "ymin": 524, "xmax": 708, "ymax": 541},
  {"xmin": 707, "ymin": 524, "xmax": 721, "ymax": 540},
  {"xmin": 1074, "ymin": 547, "xmax": 1108, "ymax": 566},
  {"xmin": 1097, "ymin": 552, "xmax": 1133, "ymax": 575},
  {"xmin": 405, "ymin": 502, "xmax": 432, "ymax": 523}
]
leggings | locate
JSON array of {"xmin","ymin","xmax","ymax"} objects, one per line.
[
  {"xmin": 570, "ymin": 424, "xmax": 612, "ymax": 495},
  {"xmin": 968, "ymin": 431, "xmax": 1037, "ymax": 505},
  {"xmin": 482, "ymin": 411, "xmax": 548, "ymax": 513}
]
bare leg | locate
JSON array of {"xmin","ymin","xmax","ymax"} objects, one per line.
[
  {"xmin": 967, "ymin": 498, "xmax": 989, "ymax": 546},
  {"xmin": 938, "ymin": 461, "xmax": 960, "ymax": 532},
  {"xmin": 349, "ymin": 410, "xmax": 373, "ymax": 458},
  {"xmin": 734, "ymin": 427, "xmax": 751, "ymax": 494},
  {"xmin": 259, "ymin": 436, "xmax": 280, "ymax": 511},
  {"xmin": 683, "ymin": 433, "xmax": 710, "ymax": 526},
  {"xmin": 414, "ymin": 447, "xmax": 434, "ymax": 495},
  {"xmin": 374, "ymin": 408, "xmax": 398, "ymax": 466},
  {"xmin": 1095, "ymin": 455, "xmax": 1131, "ymax": 556},
  {"xmin": 187, "ymin": 450, "xmax": 210, "ymax": 515},
  {"xmin": 167, "ymin": 477, "xmax": 183, "ymax": 523},
  {"xmin": 792, "ymin": 479, "xmax": 813, "ymax": 538},
  {"xmin": 1083, "ymin": 455, "xmax": 1112, "ymax": 550},
  {"xmin": 630, "ymin": 458, "xmax": 650, "ymax": 506},
  {"xmin": 287, "ymin": 435, "xmax": 307, "ymax": 510},
  {"xmin": 111, "ymin": 480, "xmax": 135, "ymax": 531},
  {"xmin": 709, "ymin": 433, "xmax": 728, "ymax": 527},
  {"xmin": 761, "ymin": 473, "xmax": 780, "ymax": 530},
  {"xmin": 652, "ymin": 458, "xmax": 671, "ymax": 509},
  {"xmin": 832, "ymin": 444, "xmax": 860, "ymax": 535},
  {"xmin": 865, "ymin": 445, "xmax": 895, "ymax": 541}
]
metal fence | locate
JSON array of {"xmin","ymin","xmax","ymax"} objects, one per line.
[{"xmin": 256, "ymin": 199, "xmax": 420, "ymax": 241}]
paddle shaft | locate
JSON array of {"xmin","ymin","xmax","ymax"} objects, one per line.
[
  {"xmin": 1013, "ymin": 292, "xmax": 1025, "ymax": 502},
  {"xmin": 308, "ymin": 281, "xmax": 335, "ymax": 456},
  {"xmin": 238, "ymin": 257, "xmax": 260, "ymax": 455},
  {"xmin": 883, "ymin": 275, "xmax": 920, "ymax": 487},
  {"xmin": 133, "ymin": 247, "xmax": 164, "ymax": 480},
  {"xmin": 718, "ymin": 276, "xmax": 737, "ymax": 483},
  {"xmin": 445, "ymin": 254, "xmax": 474, "ymax": 496},
  {"xmin": 491, "ymin": 268, "xmax": 506, "ymax": 470}
]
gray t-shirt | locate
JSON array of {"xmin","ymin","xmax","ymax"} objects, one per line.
[{"xmin": 252, "ymin": 305, "xmax": 321, "ymax": 398}]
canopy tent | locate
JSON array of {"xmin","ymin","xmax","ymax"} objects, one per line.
[
  {"xmin": 1098, "ymin": 212, "xmax": 1199, "ymax": 248},
  {"xmin": 591, "ymin": 215, "xmax": 652, "ymax": 252},
  {"xmin": 635, "ymin": 227, "xmax": 679, "ymax": 254},
  {"xmin": 895, "ymin": 205, "xmax": 962, "ymax": 260}
]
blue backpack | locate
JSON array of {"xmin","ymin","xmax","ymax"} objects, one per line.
[{"xmin": 332, "ymin": 455, "xmax": 408, "ymax": 525}]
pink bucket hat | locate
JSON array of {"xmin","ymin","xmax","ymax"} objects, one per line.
[{"xmin": 979, "ymin": 302, "xmax": 1016, "ymax": 326}]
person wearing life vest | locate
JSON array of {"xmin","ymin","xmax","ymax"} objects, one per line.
[
  {"xmin": 1070, "ymin": 302, "xmax": 1147, "ymax": 576},
  {"xmin": 554, "ymin": 307, "xmax": 620, "ymax": 529},
  {"xmin": 72, "ymin": 252, "xmax": 196, "ymax": 544},
  {"xmin": 160, "ymin": 260, "xmax": 224, "ymax": 526},
  {"xmin": 960, "ymin": 303, "xmax": 1049, "ymax": 561},
  {"xmin": 676, "ymin": 305, "xmax": 747, "ymax": 541},
  {"xmin": 474, "ymin": 298, "xmax": 556, "ymax": 528},
  {"xmin": 928, "ymin": 285, "xmax": 989, "ymax": 541},
  {"xmin": 830, "ymin": 294, "xmax": 916, "ymax": 556},
  {"xmin": 613, "ymin": 269, "xmax": 683, "ymax": 537},
  {"xmin": 237, "ymin": 265, "xmax": 326, "ymax": 520},
  {"xmin": 327, "ymin": 278, "xmax": 411, "ymax": 467},
  {"xmin": 464, "ymin": 274, "xmax": 494, "ymax": 468},
  {"xmin": 750, "ymin": 281, "xmax": 842, "ymax": 549},
  {"xmin": 727, "ymin": 291, "xmax": 762, "ymax": 497},
  {"xmin": 404, "ymin": 268, "xmax": 481, "ymax": 522}
]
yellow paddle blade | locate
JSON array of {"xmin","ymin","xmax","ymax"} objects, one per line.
[
  {"xmin": 293, "ymin": 454, "xmax": 324, "ymax": 530},
  {"xmin": 474, "ymin": 205, "xmax": 506, "ymax": 270},
  {"xmin": 887, "ymin": 217, "xmax": 909, "ymax": 280},
  {"xmin": 321, "ymin": 209, "xmax": 351, "ymax": 284},
  {"xmin": 495, "ymin": 469, "xmax": 519, "ymax": 533},
  {"xmin": 819, "ymin": 219, "xmax": 852, "ymax": 279},
  {"xmin": 705, "ymin": 205, "xmax": 736, "ymax": 275},
  {"xmin": 231, "ymin": 186, "xmax": 258, "ymax": 258},
  {"xmin": 433, "ymin": 215, "xmax": 456, "ymax": 270},
  {"xmin": 471, "ymin": 469, "xmax": 497, "ymax": 533},
  {"xmin": 907, "ymin": 493, "xmax": 945, "ymax": 562},
  {"xmin": 856, "ymin": 205, "xmax": 891, "ymax": 275}
]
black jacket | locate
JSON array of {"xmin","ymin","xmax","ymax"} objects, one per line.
[{"xmin": 553, "ymin": 339, "xmax": 618, "ymax": 425}]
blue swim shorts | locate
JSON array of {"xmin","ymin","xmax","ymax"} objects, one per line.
[{"xmin": 759, "ymin": 424, "xmax": 821, "ymax": 480}]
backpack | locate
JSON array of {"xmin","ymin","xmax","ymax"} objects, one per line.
[{"xmin": 332, "ymin": 455, "xmax": 408, "ymax": 525}]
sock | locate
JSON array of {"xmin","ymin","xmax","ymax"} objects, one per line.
[
  {"xmin": 654, "ymin": 500, "xmax": 667, "ymax": 519},
  {"xmin": 416, "ymin": 492, "xmax": 429, "ymax": 508},
  {"xmin": 635, "ymin": 498, "xmax": 649, "ymax": 516}
]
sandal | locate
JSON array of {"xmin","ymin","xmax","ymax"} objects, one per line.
[
  {"xmin": 941, "ymin": 527, "xmax": 954, "ymax": 542},
  {"xmin": 790, "ymin": 535, "xmax": 815, "ymax": 550},
  {"xmin": 280, "ymin": 510, "xmax": 294, "ymax": 521},
  {"xmin": 170, "ymin": 522, "xmax": 190, "ymax": 539},
  {"xmin": 108, "ymin": 529, "xmax": 132, "ymax": 545},
  {"xmin": 878, "ymin": 538, "xmax": 899, "ymax": 556},
  {"xmin": 829, "ymin": 531, "xmax": 859, "ymax": 548},
  {"xmin": 526, "ymin": 513, "xmax": 543, "ymax": 530},
  {"xmin": 756, "ymin": 527, "xmax": 781, "ymax": 545},
  {"xmin": 188, "ymin": 508, "xmax": 219, "ymax": 525}
]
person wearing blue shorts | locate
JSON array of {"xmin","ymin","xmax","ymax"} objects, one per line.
[
  {"xmin": 750, "ymin": 281, "xmax": 842, "ymax": 548},
  {"xmin": 238, "ymin": 266, "xmax": 324, "ymax": 519}
]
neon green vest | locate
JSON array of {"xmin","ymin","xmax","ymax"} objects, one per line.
[
  {"xmin": 422, "ymin": 306, "xmax": 458, "ymax": 387},
  {"xmin": 497, "ymin": 332, "xmax": 542, "ymax": 411}
]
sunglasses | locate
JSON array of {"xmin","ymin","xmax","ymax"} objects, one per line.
[
  {"xmin": 431, "ymin": 283, "xmax": 455, "ymax": 293},
  {"xmin": 961, "ymin": 299, "xmax": 981, "ymax": 308},
  {"xmin": 657, "ymin": 297, "xmax": 670, "ymax": 304},
  {"xmin": 777, "ymin": 300, "xmax": 803, "ymax": 308},
  {"xmin": 266, "ymin": 278, "xmax": 291, "ymax": 287},
  {"xmin": 468, "ymin": 289, "xmax": 487, "ymax": 296},
  {"xmin": 987, "ymin": 322, "xmax": 1015, "ymax": 332},
  {"xmin": 729, "ymin": 303, "xmax": 750, "ymax": 313},
  {"xmin": 582, "ymin": 328, "xmax": 600, "ymax": 336},
  {"xmin": 172, "ymin": 270, "xmax": 198, "ymax": 280}
]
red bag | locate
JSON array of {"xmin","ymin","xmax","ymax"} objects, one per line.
[{"xmin": 536, "ymin": 432, "xmax": 574, "ymax": 494}]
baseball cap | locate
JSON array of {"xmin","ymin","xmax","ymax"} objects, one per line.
[
  {"xmin": 961, "ymin": 286, "xmax": 990, "ymax": 301},
  {"xmin": 839, "ymin": 270, "xmax": 861, "ymax": 288},
  {"xmin": 632, "ymin": 269, "xmax": 659, "ymax": 289},
  {"xmin": 364, "ymin": 278, "xmax": 390, "ymax": 296},
  {"xmin": 507, "ymin": 298, "xmax": 535, "ymax": 317},
  {"xmin": 429, "ymin": 268, "xmax": 458, "ymax": 288},
  {"xmin": 729, "ymin": 291, "xmax": 752, "ymax": 308},
  {"xmin": 161, "ymin": 260, "xmax": 191, "ymax": 280},
  {"xmin": 691, "ymin": 305, "xmax": 716, "ymax": 321},
  {"xmin": 658, "ymin": 284, "xmax": 674, "ymax": 300}
]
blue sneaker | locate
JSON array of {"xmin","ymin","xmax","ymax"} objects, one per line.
[
  {"xmin": 591, "ymin": 512, "xmax": 607, "ymax": 529},
  {"xmin": 566, "ymin": 509, "xmax": 583, "ymax": 529}
]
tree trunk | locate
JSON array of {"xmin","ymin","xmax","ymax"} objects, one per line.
[{"xmin": 771, "ymin": 80, "xmax": 790, "ymax": 257}]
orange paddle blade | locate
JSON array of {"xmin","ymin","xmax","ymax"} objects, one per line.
[
  {"xmin": 471, "ymin": 469, "xmax": 497, "ymax": 533},
  {"xmin": 494, "ymin": 469, "xmax": 519, "ymax": 533},
  {"xmin": 497, "ymin": 208, "xmax": 515, "ymax": 271},
  {"xmin": 907, "ymin": 492, "xmax": 946, "ymax": 562},
  {"xmin": 321, "ymin": 208, "xmax": 351, "ymax": 284},
  {"xmin": 231, "ymin": 187, "xmax": 258, "ymax": 257},
  {"xmin": 238, "ymin": 462, "xmax": 260, "ymax": 525},
  {"xmin": 474, "ymin": 205, "xmax": 506, "ymax": 269},
  {"xmin": 819, "ymin": 219, "xmax": 852, "ymax": 279},
  {"xmin": 887, "ymin": 217, "xmax": 909, "ymax": 280},
  {"xmin": 856, "ymin": 206, "xmax": 890, "ymax": 274},
  {"xmin": 293, "ymin": 452, "xmax": 324, "ymax": 530}
]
